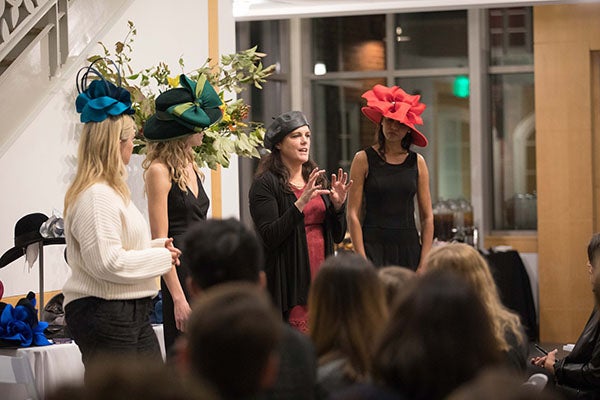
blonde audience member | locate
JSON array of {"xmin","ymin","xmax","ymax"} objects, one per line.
[{"xmin": 425, "ymin": 243, "xmax": 528, "ymax": 371}]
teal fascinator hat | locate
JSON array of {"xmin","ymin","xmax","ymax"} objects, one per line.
[
  {"xmin": 75, "ymin": 59, "xmax": 135, "ymax": 123},
  {"xmin": 143, "ymin": 74, "xmax": 223, "ymax": 141}
]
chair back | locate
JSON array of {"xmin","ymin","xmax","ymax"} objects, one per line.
[{"xmin": 0, "ymin": 355, "xmax": 39, "ymax": 400}]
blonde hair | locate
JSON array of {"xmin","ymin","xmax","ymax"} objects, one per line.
[
  {"xmin": 64, "ymin": 115, "xmax": 132, "ymax": 216},
  {"xmin": 309, "ymin": 253, "xmax": 388, "ymax": 379},
  {"xmin": 142, "ymin": 137, "xmax": 201, "ymax": 192},
  {"xmin": 425, "ymin": 243, "xmax": 525, "ymax": 352}
]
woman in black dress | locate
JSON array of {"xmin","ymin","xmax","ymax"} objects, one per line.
[
  {"xmin": 143, "ymin": 73, "xmax": 222, "ymax": 353},
  {"xmin": 347, "ymin": 84, "xmax": 433, "ymax": 271}
]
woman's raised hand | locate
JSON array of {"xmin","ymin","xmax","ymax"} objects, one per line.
[
  {"xmin": 295, "ymin": 168, "xmax": 330, "ymax": 212},
  {"xmin": 329, "ymin": 168, "xmax": 353, "ymax": 210}
]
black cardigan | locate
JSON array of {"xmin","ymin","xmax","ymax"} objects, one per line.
[{"xmin": 249, "ymin": 171, "xmax": 347, "ymax": 318}]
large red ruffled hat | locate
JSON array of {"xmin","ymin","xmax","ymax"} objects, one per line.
[{"xmin": 361, "ymin": 84, "xmax": 428, "ymax": 147}]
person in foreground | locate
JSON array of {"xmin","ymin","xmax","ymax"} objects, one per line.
[
  {"xmin": 182, "ymin": 218, "xmax": 318, "ymax": 400},
  {"xmin": 309, "ymin": 253, "xmax": 388, "ymax": 397},
  {"xmin": 531, "ymin": 233, "xmax": 600, "ymax": 399},
  {"xmin": 347, "ymin": 84, "xmax": 433, "ymax": 271},
  {"xmin": 371, "ymin": 269, "xmax": 502, "ymax": 400},
  {"xmin": 249, "ymin": 111, "xmax": 351, "ymax": 331},
  {"xmin": 143, "ymin": 73, "xmax": 222, "ymax": 354},
  {"xmin": 63, "ymin": 62, "xmax": 180, "ymax": 367}
]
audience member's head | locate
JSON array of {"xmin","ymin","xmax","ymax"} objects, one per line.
[
  {"xmin": 424, "ymin": 243, "xmax": 524, "ymax": 353},
  {"xmin": 377, "ymin": 266, "xmax": 416, "ymax": 308},
  {"xmin": 373, "ymin": 269, "xmax": 502, "ymax": 400},
  {"xmin": 186, "ymin": 282, "xmax": 282, "ymax": 400},
  {"xmin": 587, "ymin": 233, "xmax": 600, "ymax": 304},
  {"xmin": 183, "ymin": 218, "xmax": 264, "ymax": 294},
  {"xmin": 46, "ymin": 355, "xmax": 218, "ymax": 400},
  {"xmin": 309, "ymin": 253, "xmax": 388, "ymax": 380}
]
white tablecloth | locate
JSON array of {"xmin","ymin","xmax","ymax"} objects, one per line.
[{"xmin": 0, "ymin": 324, "xmax": 165, "ymax": 399}]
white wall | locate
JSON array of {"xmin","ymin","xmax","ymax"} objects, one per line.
[{"xmin": 0, "ymin": 0, "xmax": 238, "ymax": 298}]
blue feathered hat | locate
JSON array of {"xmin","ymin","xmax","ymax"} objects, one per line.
[{"xmin": 75, "ymin": 58, "xmax": 135, "ymax": 123}]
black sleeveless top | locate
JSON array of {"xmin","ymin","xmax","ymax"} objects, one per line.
[
  {"xmin": 362, "ymin": 147, "xmax": 421, "ymax": 269},
  {"xmin": 167, "ymin": 173, "xmax": 209, "ymax": 242},
  {"xmin": 162, "ymin": 172, "xmax": 209, "ymax": 353}
]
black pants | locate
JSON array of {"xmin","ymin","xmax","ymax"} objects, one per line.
[{"xmin": 65, "ymin": 297, "xmax": 161, "ymax": 367}]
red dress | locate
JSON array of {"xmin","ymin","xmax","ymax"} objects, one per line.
[{"xmin": 288, "ymin": 186, "xmax": 326, "ymax": 333}]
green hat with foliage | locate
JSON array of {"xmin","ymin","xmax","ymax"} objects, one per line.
[{"xmin": 143, "ymin": 74, "xmax": 223, "ymax": 141}]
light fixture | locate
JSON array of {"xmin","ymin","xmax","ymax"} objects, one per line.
[{"xmin": 314, "ymin": 62, "xmax": 327, "ymax": 76}]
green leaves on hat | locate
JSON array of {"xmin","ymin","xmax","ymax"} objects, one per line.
[{"xmin": 168, "ymin": 74, "xmax": 223, "ymax": 131}]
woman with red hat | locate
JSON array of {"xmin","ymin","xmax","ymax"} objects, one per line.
[{"xmin": 347, "ymin": 85, "xmax": 433, "ymax": 271}]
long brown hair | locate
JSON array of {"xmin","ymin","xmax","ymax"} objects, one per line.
[
  {"xmin": 309, "ymin": 253, "xmax": 388, "ymax": 379},
  {"xmin": 64, "ymin": 115, "xmax": 132, "ymax": 216},
  {"xmin": 142, "ymin": 137, "xmax": 201, "ymax": 192},
  {"xmin": 255, "ymin": 148, "xmax": 327, "ymax": 192}
]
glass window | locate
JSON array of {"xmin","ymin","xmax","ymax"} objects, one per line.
[
  {"xmin": 394, "ymin": 11, "xmax": 468, "ymax": 69},
  {"xmin": 395, "ymin": 77, "xmax": 471, "ymax": 202},
  {"xmin": 311, "ymin": 78, "xmax": 385, "ymax": 174},
  {"xmin": 489, "ymin": 8, "xmax": 533, "ymax": 66},
  {"xmin": 235, "ymin": 20, "xmax": 290, "ymax": 122},
  {"xmin": 490, "ymin": 73, "xmax": 536, "ymax": 230},
  {"xmin": 312, "ymin": 15, "xmax": 386, "ymax": 73}
]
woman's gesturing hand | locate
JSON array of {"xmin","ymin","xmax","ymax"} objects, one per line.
[
  {"xmin": 295, "ymin": 168, "xmax": 330, "ymax": 212},
  {"xmin": 329, "ymin": 168, "xmax": 353, "ymax": 210}
]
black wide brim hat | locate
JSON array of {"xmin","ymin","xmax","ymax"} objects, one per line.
[
  {"xmin": 0, "ymin": 213, "xmax": 65, "ymax": 269},
  {"xmin": 143, "ymin": 74, "xmax": 223, "ymax": 141}
]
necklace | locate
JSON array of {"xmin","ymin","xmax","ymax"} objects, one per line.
[{"xmin": 289, "ymin": 181, "xmax": 305, "ymax": 189}]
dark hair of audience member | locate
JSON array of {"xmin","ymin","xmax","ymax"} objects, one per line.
[
  {"xmin": 46, "ymin": 354, "xmax": 218, "ymax": 400},
  {"xmin": 377, "ymin": 265, "xmax": 416, "ymax": 308},
  {"xmin": 309, "ymin": 253, "xmax": 388, "ymax": 380},
  {"xmin": 372, "ymin": 269, "xmax": 502, "ymax": 400},
  {"xmin": 588, "ymin": 233, "xmax": 600, "ymax": 305},
  {"xmin": 186, "ymin": 282, "xmax": 282, "ymax": 400},
  {"xmin": 183, "ymin": 218, "xmax": 263, "ymax": 289}
]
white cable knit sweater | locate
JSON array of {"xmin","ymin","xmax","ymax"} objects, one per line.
[{"xmin": 63, "ymin": 183, "xmax": 172, "ymax": 307}]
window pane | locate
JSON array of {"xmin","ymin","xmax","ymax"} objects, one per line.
[
  {"xmin": 489, "ymin": 8, "xmax": 533, "ymax": 66},
  {"xmin": 395, "ymin": 77, "xmax": 471, "ymax": 203},
  {"xmin": 236, "ymin": 20, "xmax": 290, "ymax": 122},
  {"xmin": 311, "ymin": 78, "xmax": 385, "ymax": 174},
  {"xmin": 490, "ymin": 73, "xmax": 536, "ymax": 230},
  {"xmin": 312, "ymin": 15, "xmax": 386, "ymax": 73},
  {"xmin": 394, "ymin": 11, "xmax": 468, "ymax": 69}
]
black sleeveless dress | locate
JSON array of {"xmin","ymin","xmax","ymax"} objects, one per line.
[
  {"xmin": 162, "ymin": 173, "xmax": 209, "ymax": 354},
  {"xmin": 362, "ymin": 147, "xmax": 421, "ymax": 270}
]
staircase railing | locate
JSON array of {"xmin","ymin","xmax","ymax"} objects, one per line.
[{"xmin": 0, "ymin": 0, "xmax": 68, "ymax": 79}]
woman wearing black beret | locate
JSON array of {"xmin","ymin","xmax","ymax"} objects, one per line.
[{"xmin": 249, "ymin": 111, "xmax": 352, "ymax": 332}]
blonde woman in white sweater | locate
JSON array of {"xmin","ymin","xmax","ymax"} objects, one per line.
[{"xmin": 63, "ymin": 67, "xmax": 180, "ymax": 366}]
